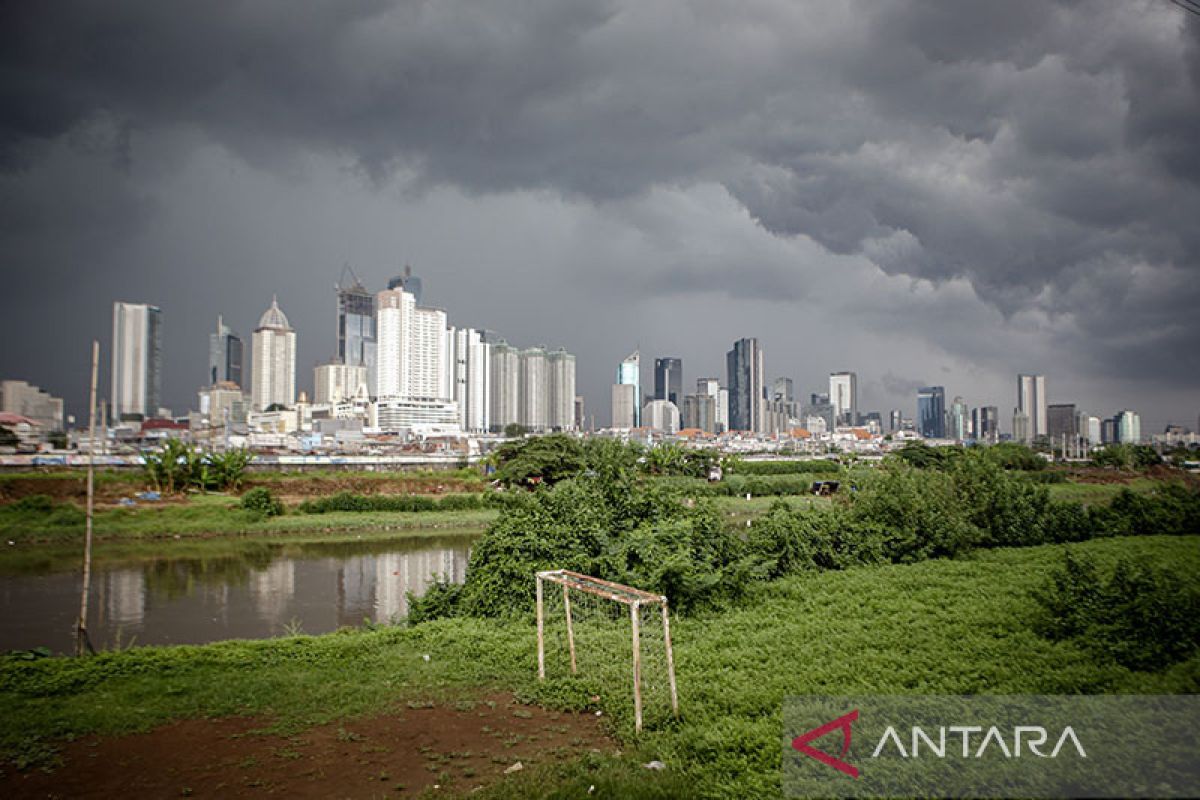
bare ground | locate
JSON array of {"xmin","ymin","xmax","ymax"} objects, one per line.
[{"xmin": 1, "ymin": 694, "xmax": 615, "ymax": 798}]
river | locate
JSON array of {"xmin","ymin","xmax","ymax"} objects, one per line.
[{"xmin": 0, "ymin": 532, "xmax": 477, "ymax": 653}]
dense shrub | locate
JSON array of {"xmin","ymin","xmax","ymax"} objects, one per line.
[
  {"xmin": 1090, "ymin": 484, "xmax": 1200, "ymax": 537},
  {"xmin": 297, "ymin": 492, "xmax": 486, "ymax": 514},
  {"xmin": 239, "ymin": 487, "xmax": 283, "ymax": 518},
  {"xmin": 1034, "ymin": 550, "xmax": 1200, "ymax": 670},
  {"xmin": 491, "ymin": 434, "xmax": 587, "ymax": 488},
  {"xmin": 847, "ymin": 464, "xmax": 979, "ymax": 561},
  {"xmin": 726, "ymin": 459, "xmax": 841, "ymax": 476}
]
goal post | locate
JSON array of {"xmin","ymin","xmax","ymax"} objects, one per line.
[{"xmin": 536, "ymin": 569, "xmax": 678, "ymax": 733}]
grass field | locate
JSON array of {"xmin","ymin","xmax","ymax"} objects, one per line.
[
  {"xmin": 1045, "ymin": 477, "xmax": 1163, "ymax": 504},
  {"xmin": 3, "ymin": 534, "xmax": 1195, "ymax": 797}
]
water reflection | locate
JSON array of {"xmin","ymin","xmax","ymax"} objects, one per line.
[{"xmin": 0, "ymin": 534, "xmax": 475, "ymax": 653}]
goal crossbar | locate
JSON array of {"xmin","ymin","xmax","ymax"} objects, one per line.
[{"xmin": 535, "ymin": 569, "xmax": 678, "ymax": 733}]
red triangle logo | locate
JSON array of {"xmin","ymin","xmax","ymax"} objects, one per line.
[{"xmin": 791, "ymin": 709, "xmax": 860, "ymax": 779}]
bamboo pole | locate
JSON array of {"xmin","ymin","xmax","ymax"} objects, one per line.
[
  {"xmin": 630, "ymin": 600, "xmax": 642, "ymax": 733},
  {"xmin": 662, "ymin": 599, "xmax": 679, "ymax": 717},
  {"xmin": 536, "ymin": 575, "xmax": 545, "ymax": 680},
  {"xmin": 563, "ymin": 583, "xmax": 577, "ymax": 674},
  {"xmin": 76, "ymin": 340, "xmax": 98, "ymax": 657}
]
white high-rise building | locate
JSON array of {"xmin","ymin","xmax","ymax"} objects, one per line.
[
  {"xmin": 375, "ymin": 288, "xmax": 415, "ymax": 398},
  {"xmin": 1017, "ymin": 374, "xmax": 1047, "ymax": 442},
  {"xmin": 111, "ymin": 301, "xmax": 163, "ymax": 421},
  {"xmin": 547, "ymin": 348, "xmax": 576, "ymax": 431},
  {"xmin": 374, "ymin": 287, "xmax": 455, "ymax": 431},
  {"xmin": 489, "ymin": 341, "xmax": 520, "ymax": 432},
  {"xmin": 611, "ymin": 384, "xmax": 637, "ymax": 429},
  {"xmin": 314, "ymin": 362, "xmax": 368, "ymax": 405},
  {"xmin": 829, "ymin": 371, "xmax": 857, "ymax": 426},
  {"xmin": 643, "ymin": 400, "xmax": 680, "ymax": 434},
  {"xmin": 1115, "ymin": 410, "xmax": 1141, "ymax": 444},
  {"xmin": 251, "ymin": 297, "xmax": 296, "ymax": 412},
  {"xmin": 449, "ymin": 328, "xmax": 491, "ymax": 433},
  {"xmin": 697, "ymin": 378, "xmax": 727, "ymax": 433},
  {"xmin": 519, "ymin": 347, "xmax": 548, "ymax": 432}
]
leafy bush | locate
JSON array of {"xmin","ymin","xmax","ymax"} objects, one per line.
[
  {"xmin": 727, "ymin": 459, "xmax": 841, "ymax": 476},
  {"xmin": 1034, "ymin": 550, "xmax": 1200, "ymax": 670},
  {"xmin": 847, "ymin": 464, "xmax": 979, "ymax": 561},
  {"xmin": 142, "ymin": 439, "xmax": 252, "ymax": 493},
  {"xmin": 297, "ymin": 492, "xmax": 485, "ymax": 514},
  {"xmin": 239, "ymin": 487, "xmax": 283, "ymax": 517},
  {"xmin": 405, "ymin": 578, "xmax": 464, "ymax": 624}
]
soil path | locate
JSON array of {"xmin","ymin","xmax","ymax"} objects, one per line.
[{"xmin": 2, "ymin": 694, "xmax": 615, "ymax": 798}]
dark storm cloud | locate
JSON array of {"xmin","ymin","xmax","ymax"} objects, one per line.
[{"xmin": 1, "ymin": 0, "xmax": 1198, "ymax": 418}]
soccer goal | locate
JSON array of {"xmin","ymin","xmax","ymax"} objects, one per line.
[{"xmin": 536, "ymin": 570, "xmax": 679, "ymax": 733}]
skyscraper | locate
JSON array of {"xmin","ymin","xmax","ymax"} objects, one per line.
[
  {"xmin": 1017, "ymin": 374, "xmax": 1047, "ymax": 442},
  {"xmin": 111, "ymin": 301, "xmax": 162, "ymax": 421},
  {"xmin": 727, "ymin": 338, "xmax": 764, "ymax": 433},
  {"xmin": 617, "ymin": 350, "xmax": 641, "ymax": 427},
  {"xmin": 697, "ymin": 378, "xmax": 727, "ymax": 433},
  {"xmin": 654, "ymin": 357, "xmax": 683, "ymax": 406},
  {"xmin": 251, "ymin": 297, "xmax": 296, "ymax": 412},
  {"xmin": 972, "ymin": 406, "xmax": 999, "ymax": 443},
  {"xmin": 611, "ymin": 383, "xmax": 636, "ymax": 429},
  {"xmin": 519, "ymin": 347, "xmax": 548, "ymax": 432},
  {"xmin": 386, "ymin": 265, "xmax": 422, "ymax": 304},
  {"xmin": 375, "ymin": 287, "xmax": 448, "ymax": 401},
  {"xmin": 829, "ymin": 372, "xmax": 857, "ymax": 426},
  {"xmin": 336, "ymin": 271, "xmax": 376, "ymax": 392},
  {"xmin": 949, "ymin": 396, "xmax": 968, "ymax": 441},
  {"xmin": 488, "ymin": 340, "xmax": 520, "ymax": 432},
  {"xmin": 1047, "ymin": 404, "xmax": 1078, "ymax": 442},
  {"xmin": 208, "ymin": 315, "xmax": 243, "ymax": 388},
  {"xmin": 917, "ymin": 386, "xmax": 945, "ymax": 439},
  {"xmin": 1114, "ymin": 410, "xmax": 1141, "ymax": 444},
  {"xmin": 449, "ymin": 328, "xmax": 491, "ymax": 433},
  {"xmin": 547, "ymin": 347, "xmax": 577, "ymax": 431},
  {"xmin": 772, "ymin": 377, "xmax": 794, "ymax": 403}
]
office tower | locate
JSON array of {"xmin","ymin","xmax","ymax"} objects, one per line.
[
  {"xmin": 386, "ymin": 264, "xmax": 423, "ymax": 304},
  {"xmin": 574, "ymin": 396, "xmax": 585, "ymax": 431},
  {"xmin": 654, "ymin": 357, "xmax": 683, "ymax": 406},
  {"xmin": 449, "ymin": 328, "xmax": 490, "ymax": 433},
  {"xmin": 972, "ymin": 406, "xmax": 999, "ymax": 443},
  {"xmin": 208, "ymin": 315, "xmax": 243, "ymax": 388},
  {"xmin": 1114, "ymin": 410, "xmax": 1141, "ymax": 444},
  {"xmin": 1017, "ymin": 374, "xmax": 1047, "ymax": 442},
  {"xmin": 375, "ymin": 287, "xmax": 448, "ymax": 401},
  {"xmin": 643, "ymin": 400, "xmax": 680, "ymax": 434},
  {"xmin": 829, "ymin": 372, "xmax": 858, "ymax": 426},
  {"xmin": 1013, "ymin": 409, "xmax": 1030, "ymax": 444},
  {"xmin": 773, "ymin": 377, "xmax": 794, "ymax": 403},
  {"xmin": 617, "ymin": 350, "xmax": 641, "ymax": 427},
  {"xmin": 547, "ymin": 347, "xmax": 576, "ymax": 431},
  {"xmin": 697, "ymin": 378, "xmax": 726, "ymax": 433},
  {"xmin": 518, "ymin": 347, "xmax": 548, "ymax": 432},
  {"xmin": 1100, "ymin": 417, "xmax": 1117, "ymax": 444},
  {"xmin": 1047, "ymin": 404, "xmax": 1078, "ymax": 442},
  {"xmin": 1078, "ymin": 413, "xmax": 1101, "ymax": 444},
  {"xmin": 681, "ymin": 393, "xmax": 716, "ymax": 433},
  {"xmin": 0, "ymin": 380, "xmax": 64, "ymax": 431},
  {"xmin": 888, "ymin": 409, "xmax": 903, "ymax": 433},
  {"xmin": 313, "ymin": 362, "xmax": 368, "ymax": 405},
  {"xmin": 251, "ymin": 297, "xmax": 296, "ymax": 412},
  {"xmin": 336, "ymin": 271, "xmax": 376, "ymax": 392},
  {"xmin": 612, "ymin": 383, "xmax": 637, "ymax": 429},
  {"xmin": 489, "ymin": 340, "xmax": 520, "ymax": 432},
  {"xmin": 111, "ymin": 301, "xmax": 162, "ymax": 421},
  {"xmin": 949, "ymin": 396, "xmax": 968, "ymax": 441},
  {"xmin": 917, "ymin": 386, "xmax": 946, "ymax": 438},
  {"xmin": 727, "ymin": 338, "xmax": 764, "ymax": 433}
]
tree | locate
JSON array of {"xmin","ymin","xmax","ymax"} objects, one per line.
[
  {"xmin": 493, "ymin": 434, "xmax": 586, "ymax": 487},
  {"xmin": 503, "ymin": 423, "xmax": 528, "ymax": 438}
]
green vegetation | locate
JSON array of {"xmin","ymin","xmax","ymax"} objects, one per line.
[
  {"xmin": 724, "ymin": 459, "xmax": 840, "ymax": 475},
  {"xmin": 239, "ymin": 487, "xmax": 283, "ymax": 517},
  {"xmin": 1090, "ymin": 443, "xmax": 1163, "ymax": 470},
  {"xmin": 2, "ymin": 536, "xmax": 1197, "ymax": 796},
  {"xmin": 1034, "ymin": 550, "xmax": 1200, "ymax": 671},
  {"xmin": 142, "ymin": 439, "xmax": 252, "ymax": 493},
  {"xmin": 297, "ymin": 491, "xmax": 492, "ymax": 514}
]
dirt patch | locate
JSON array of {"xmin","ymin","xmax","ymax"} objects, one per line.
[
  {"xmin": 0, "ymin": 478, "xmax": 148, "ymax": 508},
  {"xmin": 0, "ymin": 694, "xmax": 615, "ymax": 798}
]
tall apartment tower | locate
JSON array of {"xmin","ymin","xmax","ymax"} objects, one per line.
[
  {"xmin": 547, "ymin": 347, "xmax": 577, "ymax": 431},
  {"xmin": 489, "ymin": 341, "xmax": 520, "ymax": 432},
  {"xmin": 654, "ymin": 357, "xmax": 683, "ymax": 407},
  {"xmin": 449, "ymin": 328, "xmax": 491, "ymax": 433},
  {"xmin": 251, "ymin": 297, "xmax": 296, "ymax": 412},
  {"xmin": 112, "ymin": 301, "xmax": 163, "ymax": 421},
  {"xmin": 697, "ymin": 378, "xmax": 727, "ymax": 433},
  {"xmin": 375, "ymin": 287, "xmax": 448, "ymax": 401},
  {"xmin": 617, "ymin": 350, "xmax": 641, "ymax": 427},
  {"xmin": 208, "ymin": 315, "xmax": 243, "ymax": 388},
  {"xmin": 518, "ymin": 347, "xmax": 548, "ymax": 432},
  {"xmin": 829, "ymin": 372, "xmax": 857, "ymax": 426},
  {"xmin": 336, "ymin": 271, "xmax": 376, "ymax": 393},
  {"xmin": 726, "ymin": 338, "xmax": 764, "ymax": 433},
  {"xmin": 1017, "ymin": 374, "xmax": 1047, "ymax": 442}
]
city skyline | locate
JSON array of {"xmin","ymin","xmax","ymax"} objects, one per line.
[{"xmin": 1, "ymin": 2, "xmax": 1197, "ymax": 432}]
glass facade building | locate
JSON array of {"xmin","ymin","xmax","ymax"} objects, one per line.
[
  {"xmin": 654, "ymin": 357, "xmax": 682, "ymax": 406},
  {"xmin": 337, "ymin": 277, "xmax": 376, "ymax": 394},
  {"xmin": 617, "ymin": 350, "xmax": 641, "ymax": 427},
  {"xmin": 917, "ymin": 385, "xmax": 946, "ymax": 439}
]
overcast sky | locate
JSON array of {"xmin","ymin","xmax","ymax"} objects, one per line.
[{"xmin": 2, "ymin": 0, "xmax": 1198, "ymax": 431}]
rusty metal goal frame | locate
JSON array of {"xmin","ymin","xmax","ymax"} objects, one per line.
[{"xmin": 535, "ymin": 569, "xmax": 679, "ymax": 733}]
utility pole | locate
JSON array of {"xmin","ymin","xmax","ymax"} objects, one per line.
[{"xmin": 76, "ymin": 340, "xmax": 99, "ymax": 656}]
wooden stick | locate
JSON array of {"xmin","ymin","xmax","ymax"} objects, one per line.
[
  {"xmin": 76, "ymin": 340, "xmax": 98, "ymax": 657},
  {"xmin": 631, "ymin": 600, "xmax": 642, "ymax": 734},
  {"xmin": 563, "ymin": 583, "xmax": 577, "ymax": 674},
  {"xmin": 662, "ymin": 600, "xmax": 679, "ymax": 716},
  {"xmin": 536, "ymin": 575, "xmax": 545, "ymax": 680}
]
